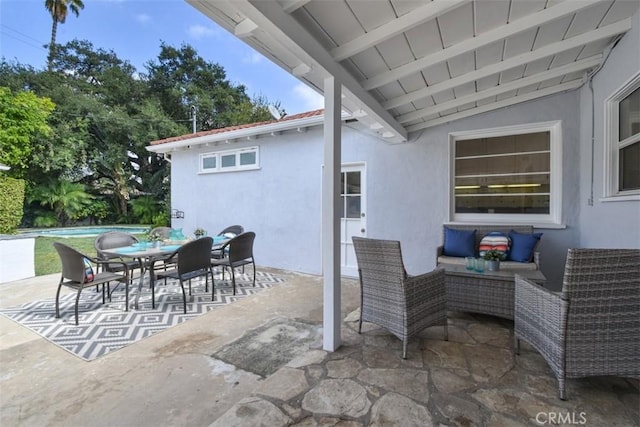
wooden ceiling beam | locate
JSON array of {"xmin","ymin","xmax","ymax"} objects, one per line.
[
  {"xmin": 383, "ymin": 18, "xmax": 630, "ymax": 109},
  {"xmin": 396, "ymin": 54, "xmax": 602, "ymax": 123},
  {"xmin": 363, "ymin": 0, "xmax": 603, "ymax": 90},
  {"xmin": 406, "ymin": 79, "xmax": 584, "ymax": 132},
  {"xmin": 281, "ymin": 0, "xmax": 311, "ymax": 14},
  {"xmin": 330, "ymin": 0, "xmax": 469, "ymax": 62}
]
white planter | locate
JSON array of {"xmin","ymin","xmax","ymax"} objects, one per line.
[{"xmin": 0, "ymin": 235, "xmax": 35, "ymax": 283}]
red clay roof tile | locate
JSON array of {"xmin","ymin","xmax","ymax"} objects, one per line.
[{"xmin": 149, "ymin": 108, "xmax": 324, "ymax": 146}]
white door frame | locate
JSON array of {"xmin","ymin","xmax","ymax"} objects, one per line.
[{"xmin": 340, "ymin": 162, "xmax": 367, "ymax": 277}]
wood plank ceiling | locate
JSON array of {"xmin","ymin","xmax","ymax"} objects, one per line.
[{"xmin": 188, "ymin": 0, "xmax": 639, "ymax": 143}]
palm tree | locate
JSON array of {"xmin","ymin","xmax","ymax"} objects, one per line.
[
  {"xmin": 29, "ymin": 179, "xmax": 93, "ymax": 226},
  {"xmin": 45, "ymin": 0, "xmax": 85, "ymax": 71}
]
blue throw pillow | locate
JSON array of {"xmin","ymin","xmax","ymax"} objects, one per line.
[
  {"xmin": 443, "ymin": 227, "xmax": 476, "ymax": 257},
  {"xmin": 508, "ymin": 230, "xmax": 543, "ymax": 263}
]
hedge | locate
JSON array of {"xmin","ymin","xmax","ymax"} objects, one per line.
[{"xmin": 0, "ymin": 176, "xmax": 25, "ymax": 234}]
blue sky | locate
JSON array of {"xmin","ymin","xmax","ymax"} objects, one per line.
[{"xmin": 0, "ymin": 0, "xmax": 323, "ymax": 115}]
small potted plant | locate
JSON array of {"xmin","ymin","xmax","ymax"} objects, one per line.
[
  {"xmin": 483, "ymin": 249, "xmax": 504, "ymax": 271},
  {"xmin": 146, "ymin": 229, "xmax": 164, "ymax": 248},
  {"xmin": 194, "ymin": 227, "xmax": 207, "ymax": 238}
]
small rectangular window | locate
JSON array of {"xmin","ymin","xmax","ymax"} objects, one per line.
[
  {"xmin": 454, "ymin": 132, "xmax": 551, "ymax": 215},
  {"xmin": 221, "ymin": 154, "xmax": 236, "ymax": 168},
  {"xmin": 240, "ymin": 151, "xmax": 256, "ymax": 166},
  {"xmin": 199, "ymin": 146, "xmax": 259, "ymax": 174},
  {"xmin": 202, "ymin": 156, "xmax": 216, "ymax": 170},
  {"xmin": 450, "ymin": 122, "xmax": 561, "ymax": 225},
  {"xmin": 620, "ymin": 142, "xmax": 640, "ymax": 191},
  {"xmin": 605, "ymin": 73, "xmax": 640, "ymax": 198}
]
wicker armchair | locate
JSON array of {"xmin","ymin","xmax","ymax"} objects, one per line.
[
  {"xmin": 514, "ymin": 248, "xmax": 640, "ymax": 400},
  {"xmin": 352, "ymin": 237, "xmax": 448, "ymax": 359}
]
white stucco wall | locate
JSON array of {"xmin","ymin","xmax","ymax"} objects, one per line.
[
  {"xmin": 167, "ymin": 11, "xmax": 639, "ymax": 291},
  {"xmin": 577, "ymin": 9, "xmax": 640, "ymax": 249},
  {"xmin": 170, "ymin": 90, "xmax": 581, "ymax": 288},
  {"xmin": 341, "ymin": 90, "xmax": 581, "ymax": 289},
  {"xmin": 169, "ymin": 133, "xmax": 325, "ymax": 275},
  {"xmin": 0, "ymin": 236, "xmax": 35, "ymax": 283}
]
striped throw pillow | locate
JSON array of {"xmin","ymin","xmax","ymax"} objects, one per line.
[{"xmin": 478, "ymin": 232, "xmax": 510, "ymax": 260}]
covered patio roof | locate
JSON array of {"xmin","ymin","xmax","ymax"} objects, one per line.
[
  {"xmin": 181, "ymin": 0, "xmax": 639, "ymax": 353},
  {"xmin": 187, "ymin": 0, "xmax": 638, "ymax": 143}
]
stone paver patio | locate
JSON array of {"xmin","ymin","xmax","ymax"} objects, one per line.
[
  {"xmin": 1, "ymin": 269, "xmax": 638, "ymax": 426},
  {"xmin": 213, "ymin": 310, "xmax": 639, "ymax": 426}
]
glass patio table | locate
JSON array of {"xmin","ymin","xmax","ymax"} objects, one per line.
[{"xmin": 102, "ymin": 237, "xmax": 229, "ymax": 309}]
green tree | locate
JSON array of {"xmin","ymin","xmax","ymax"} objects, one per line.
[
  {"xmin": 0, "ymin": 39, "xmax": 284, "ymax": 227},
  {"xmin": 29, "ymin": 179, "xmax": 93, "ymax": 226},
  {"xmin": 145, "ymin": 43, "xmax": 275, "ymax": 132},
  {"xmin": 0, "ymin": 87, "xmax": 55, "ymax": 177},
  {"xmin": 130, "ymin": 195, "xmax": 159, "ymax": 224},
  {"xmin": 45, "ymin": 0, "xmax": 85, "ymax": 71}
]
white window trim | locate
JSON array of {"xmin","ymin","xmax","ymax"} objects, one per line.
[
  {"xmin": 603, "ymin": 72, "xmax": 640, "ymax": 201},
  {"xmin": 449, "ymin": 121, "xmax": 563, "ymax": 227},
  {"xmin": 199, "ymin": 146, "xmax": 260, "ymax": 174}
]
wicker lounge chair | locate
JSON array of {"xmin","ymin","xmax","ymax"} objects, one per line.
[
  {"xmin": 514, "ymin": 248, "xmax": 640, "ymax": 400},
  {"xmin": 352, "ymin": 237, "xmax": 448, "ymax": 359}
]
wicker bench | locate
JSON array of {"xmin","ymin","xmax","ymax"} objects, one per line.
[{"xmin": 436, "ymin": 224, "xmax": 540, "ymax": 271}]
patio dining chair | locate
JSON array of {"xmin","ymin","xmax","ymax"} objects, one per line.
[
  {"xmin": 149, "ymin": 226, "xmax": 172, "ymax": 239},
  {"xmin": 149, "ymin": 226, "xmax": 179, "ymax": 281},
  {"xmin": 352, "ymin": 236, "xmax": 448, "ymax": 359},
  {"xmin": 94, "ymin": 231, "xmax": 141, "ymax": 282},
  {"xmin": 53, "ymin": 242, "xmax": 130, "ymax": 325},
  {"xmin": 210, "ymin": 231, "xmax": 256, "ymax": 295},
  {"xmin": 514, "ymin": 248, "xmax": 640, "ymax": 400},
  {"xmin": 152, "ymin": 236, "xmax": 215, "ymax": 314},
  {"xmin": 211, "ymin": 225, "xmax": 245, "ymax": 259}
]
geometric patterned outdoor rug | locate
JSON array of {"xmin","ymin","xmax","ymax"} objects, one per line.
[{"xmin": 0, "ymin": 271, "xmax": 284, "ymax": 361}]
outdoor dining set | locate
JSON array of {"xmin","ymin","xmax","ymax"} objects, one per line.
[{"xmin": 52, "ymin": 225, "xmax": 256, "ymax": 326}]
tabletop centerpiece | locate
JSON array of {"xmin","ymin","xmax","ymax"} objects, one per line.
[
  {"xmin": 483, "ymin": 249, "xmax": 504, "ymax": 271},
  {"xmin": 146, "ymin": 228, "xmax": 164, "ymax": 248}
]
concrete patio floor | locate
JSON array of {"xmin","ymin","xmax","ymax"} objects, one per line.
[{"xmin": 1, "ymin": 268, "xmax": 638, "ymax": 426}]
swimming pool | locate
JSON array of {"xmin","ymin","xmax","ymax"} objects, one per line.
[{"xmin": 21, "ymin": 226, "xmax": 149, "ymax": 238}]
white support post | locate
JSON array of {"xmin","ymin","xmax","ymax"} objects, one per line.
[{"xmin": 322, "ymin": 76, "xmax": 342, "ymax": 352}]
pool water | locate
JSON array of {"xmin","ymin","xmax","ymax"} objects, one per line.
[{"xmin": 21, "ymin": 226, "xmax": 149, "ymax": 237}]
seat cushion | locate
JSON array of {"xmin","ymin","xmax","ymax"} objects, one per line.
[{"xmin": 443, "ymin": 227, "xmax": 476, "ymax": 257}]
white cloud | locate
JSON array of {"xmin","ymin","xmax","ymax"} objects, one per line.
[
  {"xmin": 135, "ymin": 13, "xmax": 151, "ymax": 24},
  {"xmin": 187, "ymin": 24, "xmax": 217, "ymax": 40},
  {"xmin": 242, "ymin": 52, "xmax": 263, "ymax": 65},
  {"xmin": 293, "ymin": 83, "xmax": 324, "ymax": 111},
  {"xmin": 136, "ymin": 13, "xmax": 151, "ymax": 24}
]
